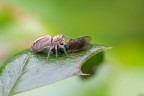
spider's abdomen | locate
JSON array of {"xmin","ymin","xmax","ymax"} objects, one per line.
[{"xmin": 31, "ymin": 35, "xmax": 52, "ymax": 53}]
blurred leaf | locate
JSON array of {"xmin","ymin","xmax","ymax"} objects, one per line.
[
  {"xmin": 0, "ymin": 11, "xmax": 12, "ymax": 29},
  {"xmin": 0, "ymin": 45, "xmax": 110, "ymax": 96}
]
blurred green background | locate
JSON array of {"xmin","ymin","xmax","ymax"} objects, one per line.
[{"xmin": 0, "ymin": 0, "xmax": 144, "ymax": 96}]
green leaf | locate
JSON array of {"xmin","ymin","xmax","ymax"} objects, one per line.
[
  {"xmin": 80, "ymin": 52, "xmax": 104, "ymax": 79},
  {"xmin": 0, "ymin": 45, "xmax": 110, "ymax": 96}
]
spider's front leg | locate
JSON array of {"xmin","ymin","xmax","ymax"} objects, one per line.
[
  {"xmin": 63, "ymin": 35, "xmax": 71, "ymax": 40},
  {"xmin": 58, "ymin": 44, "xmax": 68, "ymax": 57}
]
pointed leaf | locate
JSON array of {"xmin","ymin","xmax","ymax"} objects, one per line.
[{"xmin": 0, "ymin": 45, "xmax": 110, "ymax": 96}]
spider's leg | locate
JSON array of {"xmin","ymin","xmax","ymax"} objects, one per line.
[
  {"xmin": 55, "ymin": 45, "xmax": 58, "ymax": 58},
  {"xmin": 63, "ymin": 47, "xmax": 68, "ymax": 57},
  {"xmin": 46, "ymin": 46, "xmax": 53, "ymax": 60},
  {"xmin": 62, "ymin": 35, "xmax": 72, "ymax": 43},
  {"xmin": 63, "ymin": 35, "xmax": 71, "ymax": 39},
  {"xmin": 59, "ymin": 44, "xmax": 68, "ymax": 57}
]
